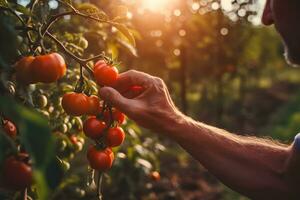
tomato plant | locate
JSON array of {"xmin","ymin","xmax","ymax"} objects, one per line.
[{"xmin": 0, "ymin": 0, "xmax": 162, "ymax": 199}]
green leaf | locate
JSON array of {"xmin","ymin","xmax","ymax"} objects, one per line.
[
  {"xmin": 112, "ymin": 23, "xmax": 136, "ymax": 47},
  {"xmin": 116, "ymin": 37, "xmax": 138, "ymax": 57},
  {"xmin": 77, "ymin": 2, "xmax": 108, "ymax": 21},
  {"xmin": 107, "ymin": 41, "xmax": 119, "ymax": 60},
  {"xmin": 0, "ymin": 96, "xmax": 62, "ymax": 199},
  {"xmin": 8, "ymin": 3, "xmax": 31, "ymax": 15},
  {"xmin": 0, "ymin": 0, "xmax": 8, "ymax": 7},
  {"xmin": 0, "ymin": 14, "xmax": 18, "ymax": 70},
  {"xmin": 77, "ymin": 2, "xmax": 100, "ymax": 13}
]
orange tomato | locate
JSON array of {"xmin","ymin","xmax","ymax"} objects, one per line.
[
  {"xmin": 106, "ymin": 127, "xmax": 125, "ymax": 147},
  {"xmin": 93, "ymin": 60, "xmax": 118, "ymax": 86},
  {"xmin": 3, "ymin": 120, "xmax": 17, "ymax": 139},
  {"xmin": 87, "ymin": 95, "xmax": 101, "ymax": 115},
  {"xmin": 83, "ymin": 117, "xmax": 106, "ymax": 140},
  {"xmin": 87, "ymin": 146, "xmax": 114, "ymax": 171},
  {"xmin": 62, "ymin": 92, "xmax": 90, "ymax": 116},
  {"xmin": 31, "ymin": 53, "xmax": 66, "ymax": 83},
  {"xmin": 15, "ymin": 56, "xmax": 35, "ymax": 84},
  {"xmin": 3, "ymin": 154, "xmax": 33, "ymax": 190}
]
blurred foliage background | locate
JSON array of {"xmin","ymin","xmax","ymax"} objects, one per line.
[{"xmin": 1, "ymin": 0, "xmax": 300, "ymax": 199}]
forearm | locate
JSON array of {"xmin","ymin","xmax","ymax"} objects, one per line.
[{"xmin": 164, "ymin": 114, "xmax": 291, "ymax": 199}]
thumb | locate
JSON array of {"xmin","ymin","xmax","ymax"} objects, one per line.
[
  {"xmin": 285, "ymin": 133, "xmax": 300, "ymax": 183},
  {"xmin": 99, "ymin": 87, "xmax": 131, "ymax": 112}
]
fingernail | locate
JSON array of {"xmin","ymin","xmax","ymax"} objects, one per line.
[{"xmin": 294, "ymin": 133, "xmax": 300, "ymax": 151}]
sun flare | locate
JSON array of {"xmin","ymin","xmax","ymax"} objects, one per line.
[{"xmin": 140, "ymin": 0, "xmax": 171, "ymax": 12}]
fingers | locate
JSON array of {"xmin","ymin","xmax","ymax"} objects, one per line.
[
  {"xmin": 99, "ymin": 87, "xmax": 132, "ymax": 113},
  {"xmin": 122, "ymin": 86, "xmax": 144, "ymax": 99},
  {"xmin": 285, "ymin": 133, "xmax": 300, "ymax": 183},
  {"xmin": 114, "ymin": 70, "xmax": 153, "ymax": 93}
]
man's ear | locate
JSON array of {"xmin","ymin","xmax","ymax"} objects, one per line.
[{"xmin": 262, "ymin": 0, "xmax": 274, "ymax": 25}]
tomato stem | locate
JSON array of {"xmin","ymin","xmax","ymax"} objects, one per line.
[
  {"xmin": 22, "ymin": 188, "xmax": 27, "ymax": 200},
  {"xmin": 96, "ymin": 171, "xmax": 104, "ymax": 200},
  {"xmin": 108, "ymin": 104, "xmax": 114, "ymax": 128}
]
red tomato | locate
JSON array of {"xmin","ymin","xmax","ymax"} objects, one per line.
[
  {"xmin": 15, "ymin": 56, "xmax": 35, "ymax": 84},
  {"xmin": 87, "ymin": 146, "xmax": 114, "ymax": 171},
  {"xmin": 103, "ymin": 109, "xmax": 125, "ymax": 124},
  {"xmin": 69, "ymin": 135, "xmax": 78, "ymax": 144},
  {"xmin": 3, "ymin": 120, "xmax": 17, "ymax": 138},
  {"xmin": 112, "ymin": 110, "xmax": 126, "ymax": 124},
  {"xmin": 150, "ymin": 171, "xmax": 161, "ymax": 181},
  {"xmin": 87, "ymin": 95, "xmax": 101, "ymax": 115},
  {"xmin": 93, "ymin": 60, "xmax": 118, "ymax": 86},
  {"xmin": 106, "ymin": 127, "xmax": 125, "ymax": 147},
  {"xmin": 103, "ymin": 111, "xmax": 111, "ymax": 123},
  {"xmin": 83, "ymin": 117, "xmax": 106, "ymax": 140},
  {"xmin": 94, "ymin": 60, "xmax": 106, "ymax": 71},
  {"xmin": 62, "ymin": 92, "xmax": 90, "ymax": 116},
  {"xmin": 31, "ymin": 53, "xmax": 67, "ymax": 83},
  {"xmin": 3, "ymin": 155, "xmax": 33, "ymax": 190},
  {"xmin": 130, "ymin": 85, "xmax": 143, "ymax": 92}
]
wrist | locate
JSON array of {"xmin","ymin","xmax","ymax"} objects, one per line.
[{"xmin": 160, "ymin": 109, "xmax": 192, "ymax": 140}]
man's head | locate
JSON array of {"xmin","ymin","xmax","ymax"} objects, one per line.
[{"xmin": 262, "ymin": 0, "xmax": 300, "ymax": 66}]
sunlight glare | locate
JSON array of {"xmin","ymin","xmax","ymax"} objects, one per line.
[{"xmin": 141, "ymin": 0, "xmax": 171, "ymax": 12}]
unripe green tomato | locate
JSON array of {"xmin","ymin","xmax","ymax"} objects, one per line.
[
  {"xmin": 63, "ymin": 116, "xmax": 70, "ymax": 124},
  {"xmin": 59, "ymin": 124, "xmax": 68, "ymax": 133},
  {"xmin": 67, "ymin": 122, "xmax": 72, "ymax": 130},
  {"xmin": 78, "ymin": 37, "xmax": 89, "ymax": 49},
  {"xmin": 51, "ymin": 111, "xmax": 61, "ymax": 118},
  {"xmin": 35, "ymin": 94, "xmax": 48, "ymax": 108},
  {"xmin": 68, "ymin": 153, "xmax": 75, "ymax": 160},
  {"xmin": 48, "ymin": 106, "xmax": 54, "ymax": 113},
  {"xmin": 61, "ymin": 84, "xmax": 74, "ymax": 93},
  {"xmin": 56, "ymin": 139, "xmax": 67, "ymax": 152},
  {"xmin": 76, "ymin": 136, "xmax": 85, "ymax": 144},
  {"xmin": 60, "ymin": 160, "xmax": 70, "ymax": 171},
  {"xmin": 74, "ymin": 187, "xmax": 86, "ymax": 198},
  {"xmin": 57, "ymin": 97, "xmax": 63, "ymax": 107},
  {"xmin": 73, "ymin": 68, "xmax": 80, "ymax": 73},
  {"xmin": 74, "ymin": 141, "xmax": 83, "ymax": 152},
  {"xmin": 37, "ymin": 110, "xmax": 50, "ymax": 120},
  {"xmin": 90, "ymin": 85, "xmax": 98, "ymax": 95},
  {"xmin": 72, "ymin": 117, "xmax": 83, "ymax": 131},
  {"xmin": 17, "ymin": 35, "xmax": 23, "ymax": 44},
  {"xmin": 5, "ymin": 81, "xmax": 16, "ymax": 95},
  {"xmin": 75, "ymin": 75, "xmax": 80, "ymax": 81},
  {"xmin": 28, "ymin": 84, "xmax": 36, "ymax": 92}
]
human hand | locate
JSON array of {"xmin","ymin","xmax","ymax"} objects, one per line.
[
  {"xmin": 285, "ymin": 133, "xmax": 300, "ymax": 182},
  {"xmin": 99, "ymin": 70, "xmax": 183, "ymax": 134}
]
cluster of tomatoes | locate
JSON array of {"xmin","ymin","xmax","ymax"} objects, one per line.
[
  {"xmin": 1, "ymin": 120, "xmax": 33, "ymax": 190},
  {"xmin": 84, "ymin": 109, "xmax": 125, "ymax": 171},
  {"xmin": 3, "ymin": 55, "xmax": 125, "ymax": 193},
  {"xmin": 0, "ymin": 52, "xmax": 67, "ymax": 191},
  {"xmin": 61, "ymin": 60, "xmax": 126, "ymax": 172},
  {"xmin": 15, "ymin": 53, "xmax": 67, "ymax": 84}
]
